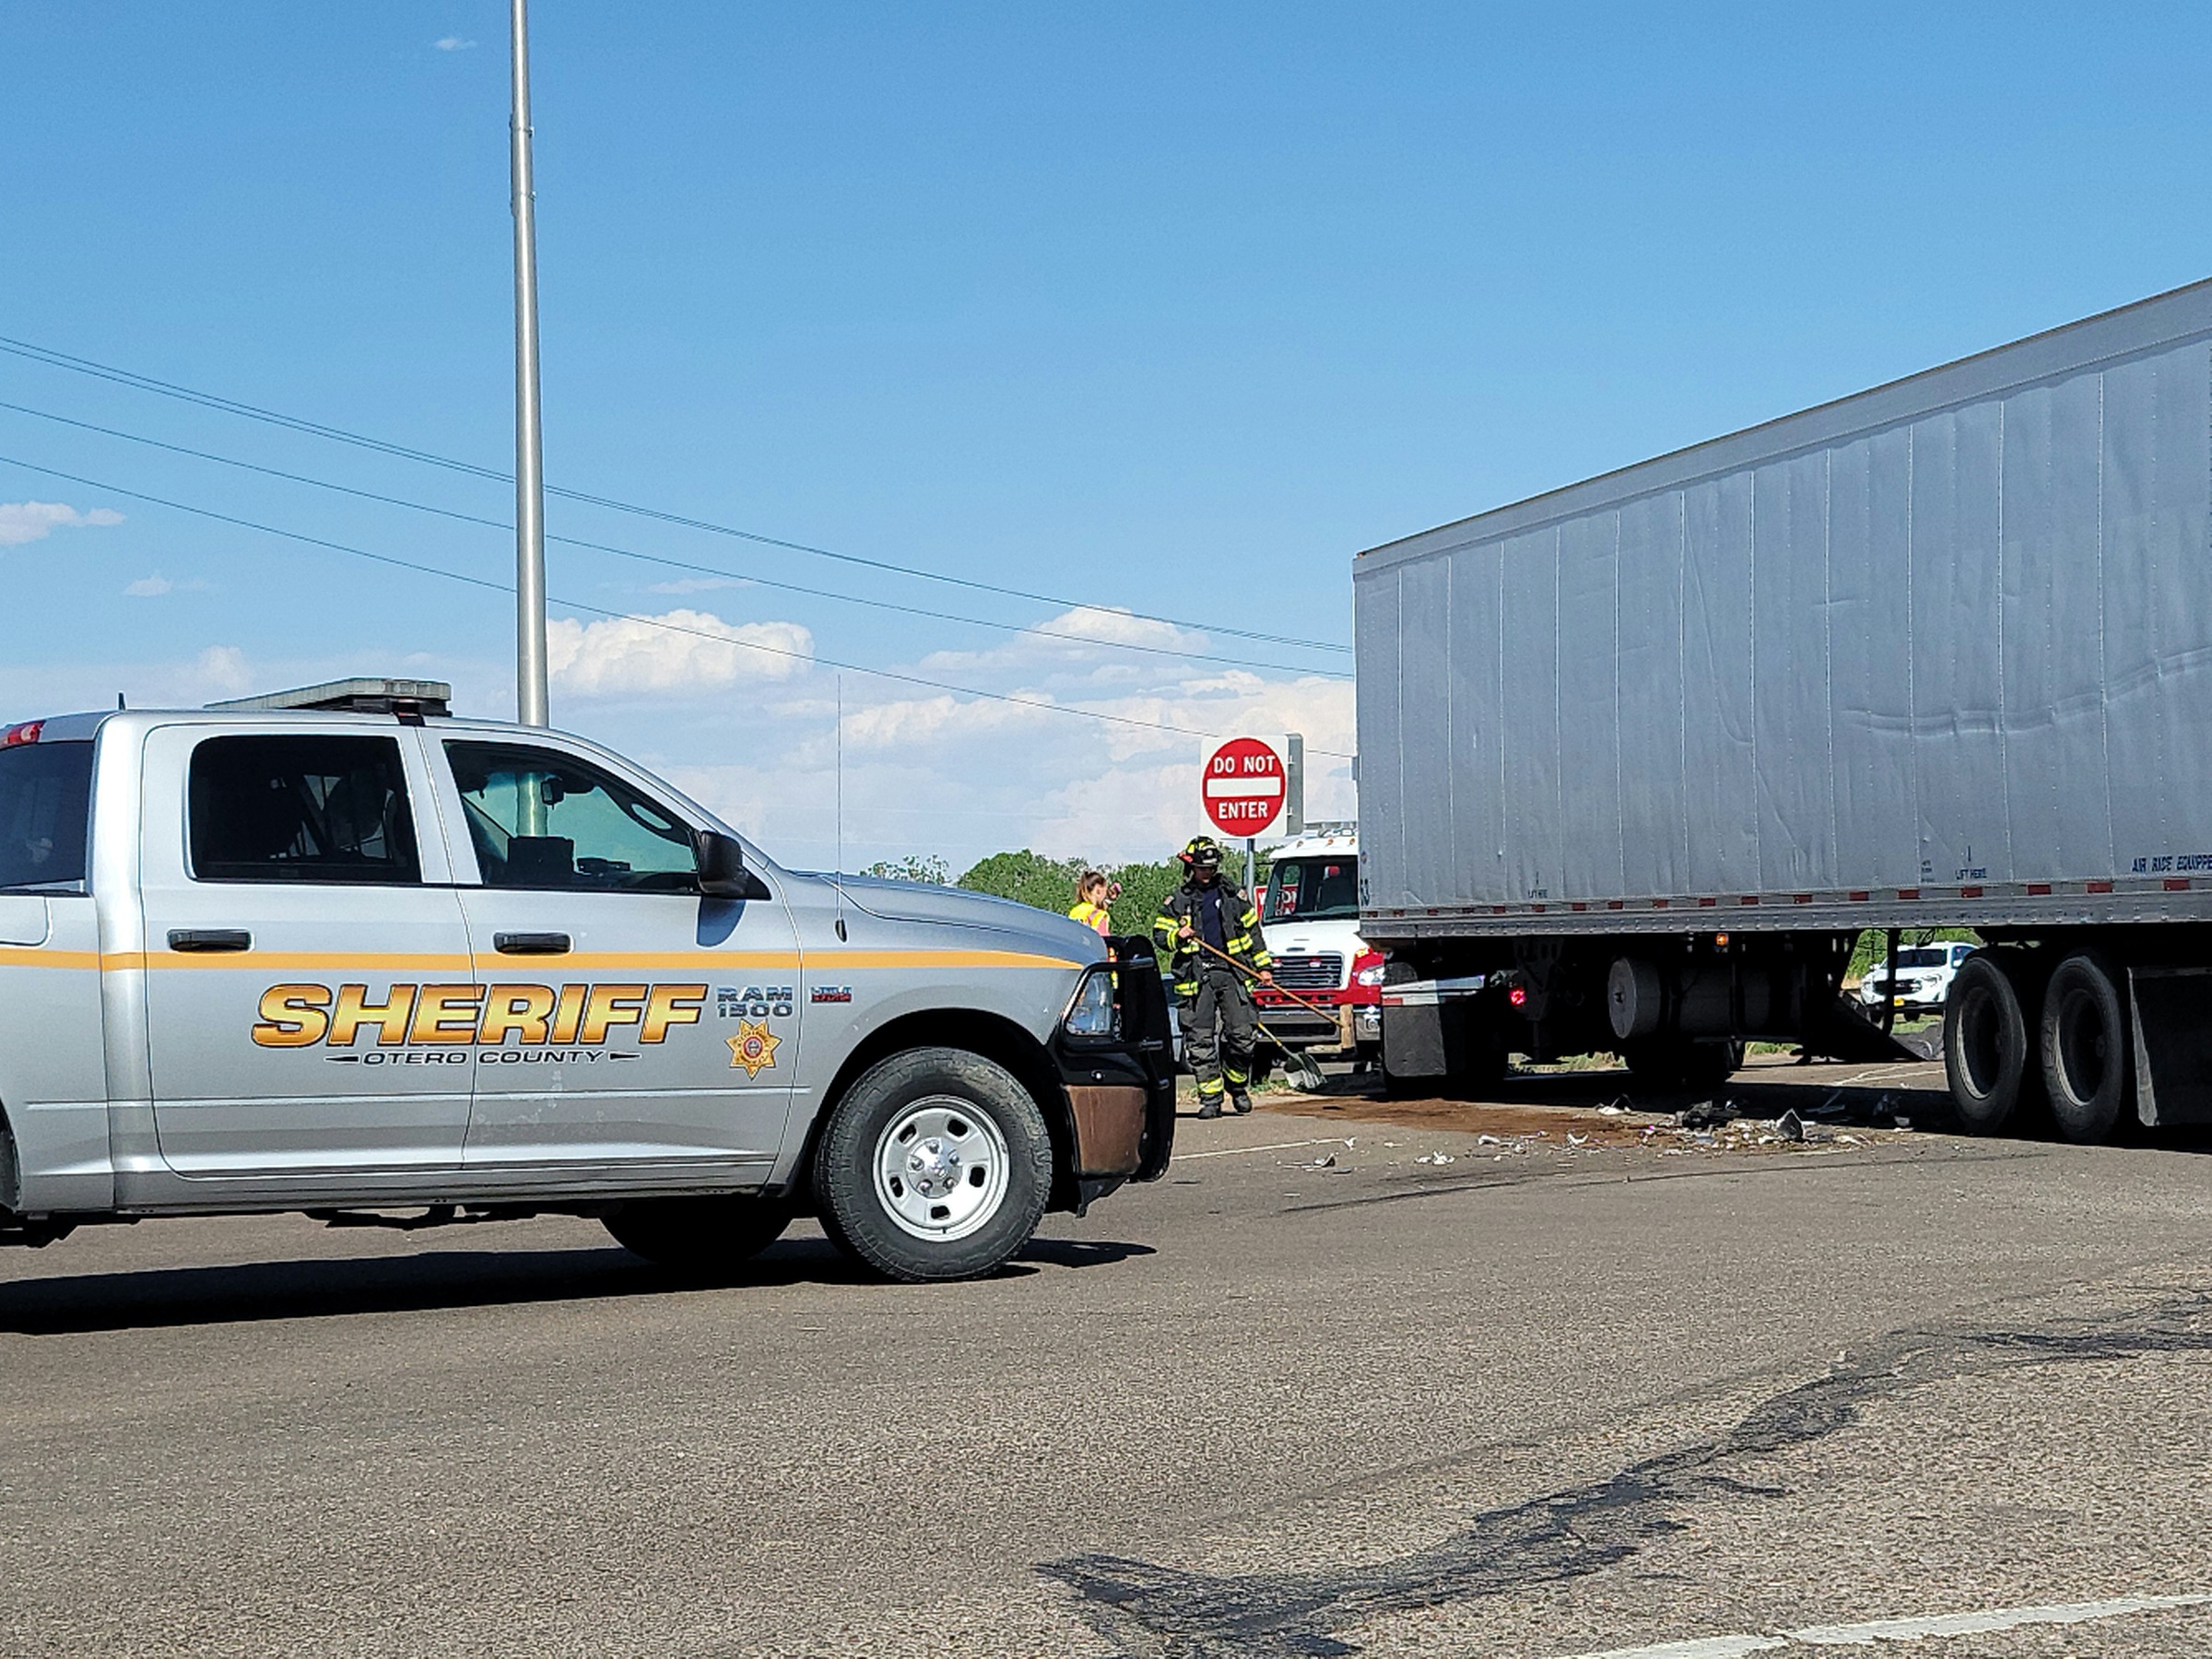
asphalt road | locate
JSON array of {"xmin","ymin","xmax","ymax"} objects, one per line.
[{"xmin": 3, "ymin": 1055, "xmax": 2210, "ymax": 1658}]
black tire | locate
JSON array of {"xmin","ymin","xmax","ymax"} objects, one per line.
[
  {"xmin": 1378, "ymin": 1059, "xmax": 1431, "ymax": 1100},
  {"xmin": 1681, "ymin": 1038, "xmax": 1744, "ymax": 1092},
  {"xmin": 811, "ymin": 1047, "xmax": 1053, "ymax": 1283},
  {"xmin": 1621, "ymin": 1039, "xmax": 1688, "ymax": 1089},
  {"xmin": 1944, "ymin": 951, "xmax": 2040, "ymax": 1134},
  {"xmin": 1623, "ymin": 1037, "xmax": 1741, "ymax": 1094},
  {"xmin": 2040, "ymin": 950, "xmax": 2132, "ymax": 1144},
  {"xmin": 604, "ymin": 1195, "xmax": 794, "ymax": 1278}
]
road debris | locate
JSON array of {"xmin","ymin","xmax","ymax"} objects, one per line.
[{"xmin": 1775, "ymin": 1108, "xmax": 1806, "ymax": 1143}]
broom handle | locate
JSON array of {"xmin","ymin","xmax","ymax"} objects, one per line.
[{"xmin": 1190, "ymin": 935, "xmax": 1344, "ymax": 1022}]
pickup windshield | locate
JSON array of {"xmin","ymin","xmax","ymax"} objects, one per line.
[
  {"xmin": 0, "ymin": 740, "xmax": 94, "ymax": 889},
  {"xmin": 1264, "ymin": 855, "xmax": 1359, "ymax": 923}
]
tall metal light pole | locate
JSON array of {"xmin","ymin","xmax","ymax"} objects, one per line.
[{"xmin": 510, "ymin": 0, "xmax": 549, "ymax": 727}]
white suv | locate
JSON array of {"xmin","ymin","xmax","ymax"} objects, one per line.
[{"xmin": 1858, "ymin": 942, "xmax": 1976, "ymax": 1016}]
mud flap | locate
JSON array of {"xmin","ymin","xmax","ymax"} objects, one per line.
[
  {"xmin": 2127, "ymin": 967, "xmax": 2212, "ymax": 1126},
  {"xmin": 1802, "ymin": 994, "xmax": 1921, "ymax": 1064}
]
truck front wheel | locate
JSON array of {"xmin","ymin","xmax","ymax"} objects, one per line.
[{"xmin": 813, "ymin": 1047, "xmax": 1053, "ymax": 1283}]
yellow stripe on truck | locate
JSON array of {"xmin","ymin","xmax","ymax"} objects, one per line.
[{"xmin": 0, "ymin": 946, "xmax": 1089, "ymax": 973}]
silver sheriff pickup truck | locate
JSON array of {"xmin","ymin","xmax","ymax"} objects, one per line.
[{"xmin": 0, "ymin": 678, "xmax": 1173, "ymax": 1282}]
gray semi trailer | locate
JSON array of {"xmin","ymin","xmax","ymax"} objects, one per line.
[{"xmin": 1353, "ymin": 279, "xmax": 2212, "ymax": 1142}]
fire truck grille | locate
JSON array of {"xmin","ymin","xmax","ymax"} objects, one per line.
[{"xmin": 1271, "ymin": 953, "xmax": 1344, "ymax": 990}]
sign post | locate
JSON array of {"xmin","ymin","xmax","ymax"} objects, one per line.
[{"xmin": 1203, "ymin": 737, "xmax": 1287, "ymax": 893}]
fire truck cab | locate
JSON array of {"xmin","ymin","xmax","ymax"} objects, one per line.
[{"xmin": 1254, "ymin": 825, "xmax": 1382, "ymax": 1066}]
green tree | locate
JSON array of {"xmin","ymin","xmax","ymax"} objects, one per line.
[
  {"xmin": 955, "ymin": 850, "xmax": 1086, "ymax": 913},
  {"xmin": 1102, "ymin": 859, "xmax": 1181, "ymax": 942},
  {"xmin": 858, "ymin": 853, "xmax": 948, "ymax": 885},
  {"xmin": 953, "ymin": 846, "xmax": 1275, "ymax": 961}
]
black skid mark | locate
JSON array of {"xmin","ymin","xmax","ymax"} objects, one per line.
[{"xmin": 1042, "ymin": 1297, "xmax": 2212, "ymax": 1658}]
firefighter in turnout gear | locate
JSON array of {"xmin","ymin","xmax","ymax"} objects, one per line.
[{"xmin": 1153, "ymin": 836, "xmax": 1274, "ymax": 1117}]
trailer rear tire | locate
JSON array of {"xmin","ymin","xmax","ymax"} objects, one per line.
[
  {"xmin": 1623, "ymin": 1038, "xmax": 1740, "ymax": 1092},
  {"xmin": 2040, "ymin": 951, "xmax": 2131, "ymax": 1145},
  {"xmin": 1944, "ymin": 952, "xmax": 2039, "ymax": 1134}
]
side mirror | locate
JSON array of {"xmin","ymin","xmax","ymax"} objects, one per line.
[{"xmin": 695, "ymin": 830, "xmax": 771, "ymax": 900}]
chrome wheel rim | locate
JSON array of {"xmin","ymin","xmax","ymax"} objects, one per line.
[{"xmin": 872, "ymin": 1096, "xmax": 1010, "ymax": 1243}]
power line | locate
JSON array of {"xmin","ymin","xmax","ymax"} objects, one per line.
[
  {"xmin": 0, "ymin": 449, "xmax": 1353, "ymax": 758},
  {"xmin": 0, "ymin": 333, "xmax": 1352, "ymax": 656},
  {"xmin": 0, "ymin": 394, "xmax": 1350, "ymax": 682}
]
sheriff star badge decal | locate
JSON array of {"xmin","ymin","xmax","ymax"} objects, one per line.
[{"xmin": 727, "ymin": 1020, "xmax": 781, "ymax": 1077}]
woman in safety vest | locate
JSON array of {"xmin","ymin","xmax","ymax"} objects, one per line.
[{"xmin": 1069, "ymin": 869, "xmax": 1116, "ymax": 935}]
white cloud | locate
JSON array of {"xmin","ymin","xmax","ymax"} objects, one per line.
[
  {"xmin": 434, "ymin": 36, "xmax": 477, "ymax": 51},
  {"xmin": 918, "ymin": 606, "xmax": 1209, "ymax": 678},
  {"xmin": 547, "ymin": 608, "xmax": 814, "ymax": 697},
  {"xmin": 0, "ymin": 501, "xmax": 124, "ymax": 547},
  {"xmin": 839, "ymin": 690, "xmax": 1057, "ymax": 752},
  {"xmin": 194, "ymin": 646, "xmax": 253, "ymax": 700},
  {"xmin": 124, "ymin": 573, "xmax": 210, "ymax": 598}
]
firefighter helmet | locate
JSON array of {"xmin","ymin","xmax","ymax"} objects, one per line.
[{"xmin": 1180, "ymin": 835, "xmax": 1225, "ymax": 870}]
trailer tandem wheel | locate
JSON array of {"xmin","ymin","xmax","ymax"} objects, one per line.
[{"xmin": 1943, "ymin": 951, "xmax": 2041, "ymax": 1135}]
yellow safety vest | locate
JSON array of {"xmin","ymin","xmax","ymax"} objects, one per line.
[{"xmin": 1069, "ymin": 900, "xmax": 1112, "ymax": 936}]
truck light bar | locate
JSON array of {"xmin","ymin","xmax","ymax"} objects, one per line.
[{"xmin": 206, "ymin": 677, "xmax": 453, "ymax": 717}]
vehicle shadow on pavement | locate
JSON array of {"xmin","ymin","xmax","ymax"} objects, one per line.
[{"xmin": 0, "ymin": 1233, "xmax": 1157, "ymax": 1335}]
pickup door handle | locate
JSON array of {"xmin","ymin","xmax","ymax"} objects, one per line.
[
  {"xmin": 167, "ymin": 928, "xmax": 252, "ymax": 953},
  {"xmin": 494, "ymin": 931, "xmax": 571, "ymax": 955}
]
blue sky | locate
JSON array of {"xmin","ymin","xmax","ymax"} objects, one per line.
[{"xmin": 2, "ymin": 4, "xmax": 2207, "ymax": 869}]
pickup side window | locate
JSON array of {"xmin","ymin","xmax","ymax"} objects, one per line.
[
  {"xmin": 443, "ymin": 741, "xmax": 698, "ymax": 893},
  {"xmin": 188, "ymin": 735, "xmax": 421, "ymax": 884},
  {"xmin": 0, "ymin": 740, "xmax": 94, "ymax": 889}
]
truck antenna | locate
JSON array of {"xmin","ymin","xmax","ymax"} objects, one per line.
[{"xmin": 834, "ymin": 675, "xmax": 848, "ymax": 940}]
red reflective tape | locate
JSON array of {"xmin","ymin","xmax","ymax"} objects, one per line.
[
  {"xmin": 1697, "ymin": 897, "xmax": 1718, "ymax": 908},
  {"xmin": 1793, "ymin": 894, "xmax": 1812, "ymax": 904},
  {"xmin": 2166, "ymin": 877, "xmax": 2190, "ymax": 891},
  {"xmin": 1960, "ymin": 886, "xmax": 1983, "ymax": 898},
  {"xmin": 2027, "ymin": 883, "xmax": 2052, "ymax": 896},
  {"xmin": 2087, "ymin": 880, "xmax": 2114, "ymax": 894},
  {"xmin": 1897, "ymin": 888, "xmax": 1921, "ymax": 900},
  {"xmin": 1606, "ymin": 900, "xmax": 1625, "ymax": 911},
  {"xmin": 1739, "ymin": 895, "xmax": 1760, "ymax": 906},
  {"xmin": 1848, "ymin": 891, "xmax": 1869, "ymax": 902},
  {"xmin": 1653, "ymin": 898, "xmax": 1670, "ymax": 910},
  {"xmin": 1571, "ymin": 902, "xmax": 1588, "ymax": 912}
]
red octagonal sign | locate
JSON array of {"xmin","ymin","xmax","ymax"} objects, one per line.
[{"xmin": 1202, "ymin": 736, "xmax": 1285, "ymax": 837}]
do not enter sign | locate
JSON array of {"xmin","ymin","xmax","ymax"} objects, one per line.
[{"xmin": 1202, "ymin": 736, "xmax": 1286, "ymax": 836}]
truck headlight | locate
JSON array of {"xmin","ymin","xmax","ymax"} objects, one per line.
[{"xmin": 1063, "ymin": 970, "xmax": 1118, "ymax": 1038}]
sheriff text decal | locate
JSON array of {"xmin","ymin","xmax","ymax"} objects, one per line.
[{"xmin": 252, "ymin": 982, "xmax": 709, "ymax": 1063}]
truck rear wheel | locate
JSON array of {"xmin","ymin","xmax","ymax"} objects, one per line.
[
  {"xmin": 604, "ymin": 1195, "xmax": 794, "ymax": 1278},
  {"xmin": 812, "ymin": 1047, "xmax": 1053, "ymax": 1283},
  {"xmin": 1622, "ymin": 1038, "xmax": 1740, "ymax": 1092},
  {"xmin": 1944, "ymin": 952, "xmax": 2040, "ymax": 1134},
  {"xmin": 2040, "ymin": 951, "xmax": 2131, "ymax": 1144}
]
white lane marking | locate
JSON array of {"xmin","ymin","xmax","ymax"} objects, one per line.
[
  {"xmin": 1789, "ymin": 1593, "xmax": 2212, "ymax": 1644},
  {"xmin": 1558, "ymin": 1641, "xmax": 1780, "ymax": 1659},
  {"xmin": 1178, "ymin": 1137, "xmax": 1347, "ymax": 1160},
  {"xmin": 1546, "ymin": 1593, "xmax": 2212, "ymax": 1658}
]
